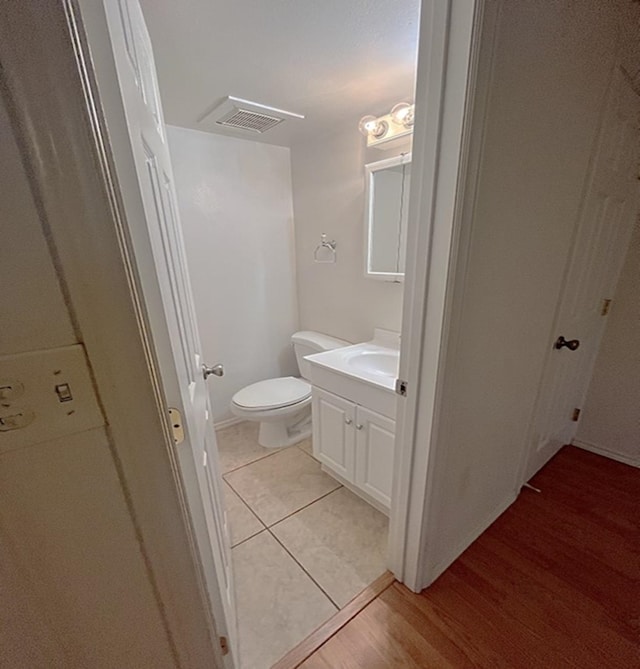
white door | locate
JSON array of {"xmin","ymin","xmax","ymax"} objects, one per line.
[
  {"xmin": 355, "ymin": 407, "xmax": 395, "ymax": 510},
  {"xmin": 312, "ymin": 388, "xmax": 356, "ymax": 480},
  {"xmin": 525, "ymin": 69, "xmax": 640, "ymax": 480},
  {"xmin": 99, "ymin": 0, "xmax": 237, "ymax": 662}
]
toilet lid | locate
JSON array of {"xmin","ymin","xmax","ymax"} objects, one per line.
[{"xmin": 232, "ymin": 376, "xmax": 311, "ymax": 411}]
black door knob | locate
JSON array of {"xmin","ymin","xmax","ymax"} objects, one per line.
[{"xmin": 554, "ymin": 336, "xmax": 580, "ymax": 351}]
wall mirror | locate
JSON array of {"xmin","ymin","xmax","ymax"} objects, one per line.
[{"xmin": 364, "ymin": 153, "xmax": 411, "ymax": 281}]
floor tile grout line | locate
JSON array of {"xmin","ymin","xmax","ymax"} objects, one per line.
[
  {"xmin": 220, "ymin": 433, "xmax": 314, "ymax": 478},
  {"xmin": 223, "ymin": 478, "xmax": 269, "ymax": 531},
  {"xmin": 226, "ymin": 477, "xmax": 343, "ymax": 606},
  {"xmin": 267, "ymin": 526, "xmax": 341, "ymax": 611},
  {"xmin": 221, "ymin": 438, "xmax": 342, "ymax": 529},
  {"xmin": 222, "ymin": 435, "xmax": 316, "ymax": 477},
  {"xmin": 226, "ymin": 493, "xmax": 341, "ymax": 609},
  {"xmin": 227, "ymin": 474, "xmax": 342, "ymax": 532},
  {"xmin": 223, "ymin": 476, "xmax": 267, "ymax": 526},
  {"xmin": 231, "ymin": 527, "xmax": 267, "ymax": 550},
  {"xmin": 267, "ymin": 485, "xmax": 343, "ymax": 530},
  {"xmin": 220, "ymin": 446, "xmax": 282, "ymax": 476}
]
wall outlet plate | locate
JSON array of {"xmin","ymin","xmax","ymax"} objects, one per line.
[{"xmin": 0, "ymin": 344, "xmax": 105, "ymax": 453}]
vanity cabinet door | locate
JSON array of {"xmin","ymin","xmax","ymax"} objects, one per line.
[
  {"xmin": 354, "ymin": 406, "xmax": 395, "ymax": 509},
  {"xmin": 312, "ymin": 388, "xmax": 356, "ymax": 482}
]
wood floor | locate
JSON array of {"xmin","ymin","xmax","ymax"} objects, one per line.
[{"xmin": 298, "ymin": 446, "xmax": 640, "ymax": 668}]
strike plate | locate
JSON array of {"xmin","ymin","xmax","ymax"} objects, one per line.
[{"xmin": 169, "ymin": 407, "xmax": 184, "ymax": 444}]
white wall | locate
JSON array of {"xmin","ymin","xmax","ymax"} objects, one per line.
[
  {"xmin": 576, "ymin": 218, "xmax": 640, "ymax": 467},
  {"xmin": 0, "ymin": 98, "xmax": 174, "ymax": 668},
  {"xmin": 291, "ymin": 126, "xmax": 405, "ymax": 344},
  {"xmin": 421, "ymin": 0, "xmax": 624, "ymax": 580},
  {"xmin": 167, "ymin": 126, "xmax": 299, "ymax": 423}
]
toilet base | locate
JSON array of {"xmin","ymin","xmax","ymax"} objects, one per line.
[{"xmin": 257, "ymin": 409, "xmax": 312, "ymax": 448}]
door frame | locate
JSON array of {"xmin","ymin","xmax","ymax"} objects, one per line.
[
  {"xmin": 389, "ymin": 0, "xmax": 495, "ymax": 590},
  {"xmin": 0, "ymin": 2, "xmax": 226, "ymax": 667}
]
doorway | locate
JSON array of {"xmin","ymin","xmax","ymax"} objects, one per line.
[
  {"xmin": 79, "ymin": 0, "xmax": 430, "ymax": 665},
  {"xmin": 140, "ymin": 1, "xmax": 420, "ymax": 665},
  {"xmin": 523, "ymin": 68, "xmax": 640, "ymax": 482},
  {"xmin": 61, "ymin": 0, "xmax": 487, "ymax": 664}
]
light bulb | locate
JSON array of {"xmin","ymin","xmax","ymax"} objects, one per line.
[
  {"xmin": 358, "ymin": 115, "xmax": 378, "ymax": 136},
  {"xmin": 371, "ymin": 120, "xmax": 388, "ymax": 138},
  {"xmin": 391, "ymin": 102, "xmax": 415, "ymax": 128},
  {"xmin": 358, "ymin": 115, "xmax": 389, "ymax": 140}
]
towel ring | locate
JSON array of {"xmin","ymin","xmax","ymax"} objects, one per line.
[{"xmin": 314, "ymin": 233, "xmax": 337, "ymax": 264}]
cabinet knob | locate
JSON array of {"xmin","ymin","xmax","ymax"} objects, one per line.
[
  {"xmin": 345, "ymin": 418, "xmax": 352, "ymax": 425},
  {"xmin": 356, "ymin": 424, "xmax": 363, "ymax": 430}
]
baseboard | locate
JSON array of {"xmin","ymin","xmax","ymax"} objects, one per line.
[
  {"xmin": 572, "ymin": 439, "xmax": 639, "ymax": 469},
  {"xmin": 213, "ymin": 415, "xmax": 244, "ymax": 431},
  {"xmin": 425, "ymin": 491, "xmax": 518, "ymax": 587}
]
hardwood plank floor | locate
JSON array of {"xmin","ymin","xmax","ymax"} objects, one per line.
[{"xmin": 299, "ymin": 446, "xmax": 640, "ymax": 668}]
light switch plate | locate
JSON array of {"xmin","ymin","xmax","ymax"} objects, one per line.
[{"xmin": 0, "ymin": 344, "xmax": 105, "ymax": 453}]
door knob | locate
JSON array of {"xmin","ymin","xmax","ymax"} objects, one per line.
[
  {"xmin": 202, "ymin": 363, "xmax": 224, "ymax": 379},
  {"xmin": 554, "ymin": 336, "xmax": 580, "ymax": 351}
]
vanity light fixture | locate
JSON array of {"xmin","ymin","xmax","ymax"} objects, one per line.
[{"xmin": 358, "ymin": 102, "xmax": 415, "ymax": 149}]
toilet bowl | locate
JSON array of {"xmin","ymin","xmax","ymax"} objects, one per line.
[
  {"xmin": 230, "ymin": 331, "xmax": 350, "ymax": 448},
  {"xmin": 231, "ymin": 376, "xmax": 312, "ymax": 448}
]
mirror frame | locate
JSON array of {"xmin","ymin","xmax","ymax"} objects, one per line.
[{"xmin": 364, "ymin": 152, "xmax": 412, "ymax": 282}]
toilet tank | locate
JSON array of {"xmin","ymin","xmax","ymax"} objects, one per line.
[{"xmin": 291, "ymin": 331, "xmax": 350, "ymax": 380}]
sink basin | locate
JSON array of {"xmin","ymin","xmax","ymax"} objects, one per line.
[
  {"xmin": 346, "ymin": 350, "xmax": 399, "ymax": 378},
  {"xmin": 305, "ymin": 334, "xmax": 400, "ymax": 393},
  {"xmin": 304, "ymin": 332, "xmax": 400, "ymax": 418}
]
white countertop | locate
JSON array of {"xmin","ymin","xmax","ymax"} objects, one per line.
[{"xmin": 304, "ymin": 330, "xmax": 400, "ymax": 393}]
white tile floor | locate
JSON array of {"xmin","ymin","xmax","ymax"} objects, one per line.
[{"xmin": 218, "ymin": 422, "xmax": 389, "ymax": 669}]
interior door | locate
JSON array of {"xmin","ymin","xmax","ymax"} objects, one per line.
[
  {"xmin": 99, "ymin": 0, "xmax": 237, "ymax": 661},
  {"xmin": 525, "ymin": 69, "xmax": 640, "ymax": 481}
]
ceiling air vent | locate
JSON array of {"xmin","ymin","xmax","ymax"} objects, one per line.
[
  {"xmin": 198, "ymin": 96, "xmax": 304, "ymax": 134},
  {"xmin": 218, "ymin": 107, "xmax": 283, "ymax": 133}
]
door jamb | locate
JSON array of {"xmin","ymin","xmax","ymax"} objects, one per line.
[{"xmin": 389, "ymin": 0, "xmax": 499, "ymax": 591}]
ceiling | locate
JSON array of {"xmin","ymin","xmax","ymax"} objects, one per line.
[{"xmin": 139, "ymin": 0, "xmax": 420, "ymax": 146}]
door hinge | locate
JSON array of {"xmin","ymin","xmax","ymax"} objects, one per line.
[
  {"xmin": 571, "ymin": 407, "xmax": 581, "ymax": 422},
  {"xmin": 395, "ymin": 378, "xmax": 408, "ymax": 397},
  {"xmin": 601, "ymin": 298, "xmax": 612, "ymax": 316},
  {"xmin": 168, "ymin": 407, "xmax": 184, "ymax": 444},
  {"xmin": 219, "ymin": 636, "xmax": 229, "ymax": 656}
]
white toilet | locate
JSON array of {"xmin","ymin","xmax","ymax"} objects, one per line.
[{"xmin": 230, "ymin": 331, "xmax": 350, "ymax": 448}]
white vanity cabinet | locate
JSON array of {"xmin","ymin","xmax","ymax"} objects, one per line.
[
  {"xmin": 305, "ymin": 333, "xmax": 400, "ymax": 513},
  {"xmin": 312, "ymin": 387, "xmax": 395, "ymax": 512}
]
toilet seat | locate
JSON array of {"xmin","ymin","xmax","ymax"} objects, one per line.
[{"xmin": 232, "ymin": 376, "xmax": 311, "ymax": 412}]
